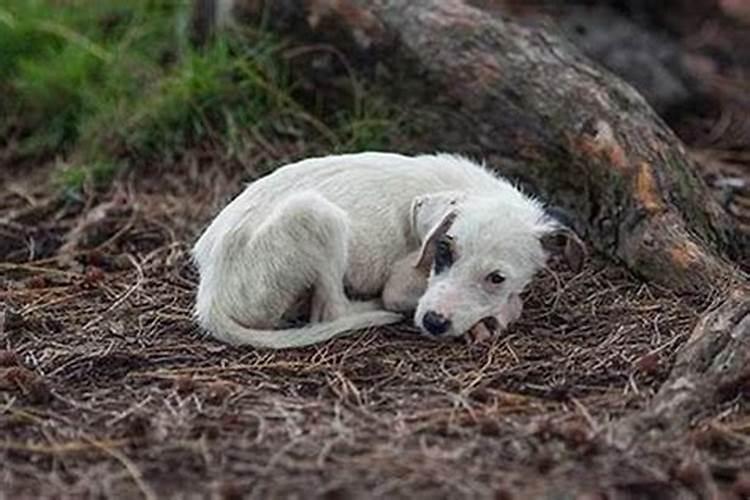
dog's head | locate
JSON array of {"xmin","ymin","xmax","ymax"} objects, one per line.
[{"xmin": 410, "ymin": 191, "xmax": 585, "ymax": 339}]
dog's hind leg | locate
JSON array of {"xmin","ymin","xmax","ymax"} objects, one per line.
[
  {"xmin": 247, "ymin": 191, "xmax": 354, "ymax": 326},
  {"xmin": 196, "ymin": 190, "xmax": 403, "ymax": 348},
  {"xmin": 306, "ymin": 203, "xmax": 352, "ymax": 323}
]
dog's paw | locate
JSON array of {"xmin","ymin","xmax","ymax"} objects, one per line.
[{"xmin": 464, "ymin": 318, "xmax": 498, "ymax": 344}]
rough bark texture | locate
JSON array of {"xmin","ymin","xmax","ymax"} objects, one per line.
[{"xmin": 227, "ymin": 0, "xmax": 748, "ymax": 295}]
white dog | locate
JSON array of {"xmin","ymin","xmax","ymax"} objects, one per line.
[{"xmin": 192, "ymin": 152, "xmax": 584, "ymax": 349}]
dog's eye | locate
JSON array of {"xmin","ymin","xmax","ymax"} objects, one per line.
[
  {"xmin": 486, "ymin": 271, "xmax": 505, "ymax": 285},
  {"xmin": 433, "ymin": 239, "xmax": 454, "ymax": 274}
]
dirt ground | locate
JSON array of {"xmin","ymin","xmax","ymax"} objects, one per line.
[{"xmin": 1, "ymin": 136, "xmax": 749, "ymax": 499}]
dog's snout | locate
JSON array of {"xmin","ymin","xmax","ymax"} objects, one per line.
[{"xmin": 422, "ymin": 311, "xmax": 451, "ymax": 335}]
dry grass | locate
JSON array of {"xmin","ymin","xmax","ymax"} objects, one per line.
[{"xmin": 3, "ymin": 149, "xmax": 749, "ymax": 499}]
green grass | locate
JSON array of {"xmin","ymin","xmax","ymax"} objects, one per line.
[{"xmin": 0, "ymin": 1, "xmax": 398, "ymax": 191}]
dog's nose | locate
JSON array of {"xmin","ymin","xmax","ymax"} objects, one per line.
[{"xmin": 422, "ymin": 311, "xmax": 451, "ymax": 335}]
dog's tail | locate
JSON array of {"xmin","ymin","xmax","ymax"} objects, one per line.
[{"xmin": 205, "ymin": 310, "xmax": 404, "ymax": 350}]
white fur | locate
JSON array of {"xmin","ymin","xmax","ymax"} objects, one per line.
[{"xmin": 192, "ymin": 152, "xmax": 562, "ymax": 349}]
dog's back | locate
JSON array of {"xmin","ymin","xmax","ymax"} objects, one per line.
[{"xmin": 193, "ymin": 152, "xmax": 530, "ymax": 271}]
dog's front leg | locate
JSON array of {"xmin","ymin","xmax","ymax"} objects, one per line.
[
  {"xmin": 465, "ymin": 294, "xmax": 524, "ymax": 344},
  {"xmin": 465, "ymin": 321, "xmax": 495, "ymax": 344},
  {"xmin": 381, "ymin": 251, "xmax": 428, "ymax": 313}
]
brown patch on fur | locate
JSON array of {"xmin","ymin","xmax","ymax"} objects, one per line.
[{"xmin": 635, "ymin": 162, "xmax": 665, "ymax": 213}]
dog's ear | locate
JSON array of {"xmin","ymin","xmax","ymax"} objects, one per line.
[
  {"xmin": 540, "ymin": 223, "xmax": 587, "ymax": 273},
  {"xmin": 415, "ymin": 210, "xmax": 457, "ymax": 270},
  {"xmin": 410, "ymin": 192, "xmax": 462, "ymax": 270},
  {"xmin": 410, "ymin": 192, "xmax": 463, "ymax": 241}
]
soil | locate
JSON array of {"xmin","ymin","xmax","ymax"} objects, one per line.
[{"xmin": 1, "ymin": 139, "xmax": 748, "ymax": 499}]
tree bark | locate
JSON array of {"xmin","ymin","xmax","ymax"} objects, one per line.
[{"xmin": 224, "ymin": 0, "xmax": 747, "ymax": 294}]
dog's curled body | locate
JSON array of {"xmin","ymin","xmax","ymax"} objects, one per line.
[{"xmin": 193, "ymin": 152, "xmax": 583, "ymax": 349}]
